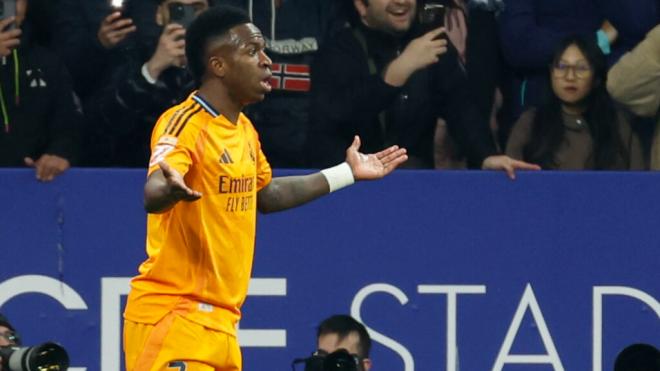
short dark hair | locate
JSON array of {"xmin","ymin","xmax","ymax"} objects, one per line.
[
  {"xmin": 614, "ymin": 343, "xmax": 660, "ymax": 371},
  {"xmin": 317, "ymin": 314, "xmax": 371, "ymax": 358},
  {"xmin": 185, "ymin": 5, "xmax": 251, "ymax": 84},
  {"xmin": 0, "ymin": 313, "xmax": 15, "ymax": 332}
]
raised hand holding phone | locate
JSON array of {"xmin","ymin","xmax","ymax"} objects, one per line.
[
  {"xmin": 98, "ymin": 0, "xmax": 137, "ymax": 49},
  {"xmin": 0, "ymin": 0, "xmax": 20, "ymax": 57}
]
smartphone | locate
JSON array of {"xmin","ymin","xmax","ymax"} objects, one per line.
[
  {"xmin": 110, "ymin": 0, "xmax": 125, "ymax": 9},
  {"xmin": 418, "ymin": 2, "xmax": 445, "ymax": 35},
  {"xmin": 0, "ymin": 0, "xmax": 16, "ymax": 30},
  {"xmin": 169, "ymin": 3, "xmax": 196, "ymax": 29}
]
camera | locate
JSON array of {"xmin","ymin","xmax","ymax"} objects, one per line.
[
  {"xmin": 168, "ymin": 2, "xmax": 197, "ymax": 29},
  {"xmin": 0, "ymin": 342, "xmax": 70, "ymax": 371},
  {"xmin": 293, "ymin": 349, "xmax": 361, "ymax": 371}
]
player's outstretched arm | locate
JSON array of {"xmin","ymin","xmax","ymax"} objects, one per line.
[
  {"xmin": 257, "ymin": 136, "xmax": 407, "ymax": 213},
  {"xmin": 144, "ymin": 162, "xmax": 202, "ymax": 213}
]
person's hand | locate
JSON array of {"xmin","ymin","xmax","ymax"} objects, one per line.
[
  {"xmin": 601, "ymin": 20, "xmax": 618, "ymax": 44},
  {"xmin": 146, "ymin": 24, "xmax": 187, "ymax": 81},
  {"xmin": 481, "ymin": 155, "xmax": 541, "ymax": 180},
  {"xmin": 0, "ymin": 17, "xmax": 21, "ymax": 57},
  {"xmin": 97, "ymin": 11, "xmax": 136, "ymax": 49},
  {"xmin": 158, "ymin": 161, "xmax": 202, "ymax": 202},
  {"xmin": 24, "ymin": 154, "xmax": 71, "ymax": 182},
  {"xmin": 346, "ymin": 136, "xmax": 408, "ymax": 180},
  {"xmin": 384, "ymin": 27, "xmax": 447, "ymax": 87}
]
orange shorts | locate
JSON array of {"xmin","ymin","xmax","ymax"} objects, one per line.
[{"xmin": 124, "ymin": 313, "xmax": 242, "ymax": 371}]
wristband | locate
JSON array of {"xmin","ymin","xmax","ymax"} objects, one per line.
[
  {"xmin": 321, "ymin": 162, "xmax": 355, "ymax": 193},
  {"xmin": 141, "ymin": 63, "xmax": 158, "ymax": 84},
  {"xmin": 596, "ymin": 30, "xmax": 611, "ymax": 55}
]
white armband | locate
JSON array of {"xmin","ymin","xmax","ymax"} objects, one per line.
[
  {"xmin": 141, "ymin": 63, "xmax": 158, "ymax": 85},
  {"xmin": 321, "ymin": 162, "xmax": 355, "ymax": 193}
]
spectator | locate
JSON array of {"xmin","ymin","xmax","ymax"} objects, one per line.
[
  {"xmin": 54, "ymin": 0, "xmax": 138, "ymax": 100},
  {"xmin": 428, "ymin": 0, "xmax": 508, "ymax": 167},
  {"xmin": 307, "ymin": 0, "xmax": 538, "ymax": 178},
  {"xmin": 498, "ymin": 0, "xmax": 617, "ymax": 121},
  {"xmin": 83, "ymin": 0, "xmax": 209, "ymax": 167},
  {"xmin": 0, "ymin": 313, "xmax": 19, "ymax": 370},
  {"xmin": 505, "ymin": 35, "xmax": 643, "ymax": 170},
  {"xmin": 0, "ymin": 0, "xmax": 83, "ymax": 181},
  {"xmin": 221, "ymin": 0, "xmax": 348, "ymax": 168},
  {"xmin": 608, "ymin": 24, "xmax": 660, "ymax": 170},
  {"xmin": 597, "ymin": 0, "xmax": 660, "ymax": 63}
]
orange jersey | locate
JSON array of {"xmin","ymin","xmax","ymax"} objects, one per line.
[{"xmin": 124, "ymin": 93, "xmax": 272, "ymax": 335}]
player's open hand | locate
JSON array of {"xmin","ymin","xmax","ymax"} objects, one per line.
[
  {"xmin": 159, "ymin": 161, "xmax": 202, "ymax": 202},
  {"xmin": 345, "ymin": 136, "xmax": 408, "ymax": 180}
]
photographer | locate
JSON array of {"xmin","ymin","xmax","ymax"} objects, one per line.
[
  {"xmin": 0, "ymin": 314, "xmax": 18, "ymax": 370},
  {"xmin": 297, "ymin": 315, "xmax": 372, "ymax": 371},
  {"xmin": 0, "ymin": 313, "xmax": 69, "ymax": 371},
  {"xmin": 83, "ymin": 0, "xmax": 208, "ymax": 167}
]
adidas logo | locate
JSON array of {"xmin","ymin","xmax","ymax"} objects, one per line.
[{"xmin": 219, "ymin": 148, "xmax": 234, "ymax": 164}]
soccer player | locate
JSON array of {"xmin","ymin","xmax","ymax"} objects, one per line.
[{"xmin": 122, "ymin": 5, "xmax": 408, "ymax": 371}]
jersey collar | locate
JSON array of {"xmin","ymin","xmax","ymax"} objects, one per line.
[{"xmin": 192, "ymin": 93, "xmax": 221, "ymax": 118}]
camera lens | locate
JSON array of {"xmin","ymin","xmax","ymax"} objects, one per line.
[
  {"xmin": 323, "ymin": 350, "xmax": 358, "ymax": 371},
  {"xmin": 3, "ymin": 342, "xmax": 69, "ymax": 371}
]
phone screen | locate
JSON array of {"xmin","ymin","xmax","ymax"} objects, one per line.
[
  {"xmin": 169, "ymin": 2, "xmax": 195, "ymax": 28},
  {"xmin": 110, "ymin": 0, "xmax": 124, "ymax": 9},
  {"xmin": 1, "ymin": 0, "xmax": 17, "ymax": 30},
  {"xmin": 419, "ymin": 3, "xmax": 445, "ymax": 34},
  {"xmin": 168, "ymin": 3, "xmax": 196, "ymax": 28}
]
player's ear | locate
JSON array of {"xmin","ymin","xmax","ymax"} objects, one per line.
[{"xmin": 208, "ymin": 55, "xmax": 228, "ymax": 78}]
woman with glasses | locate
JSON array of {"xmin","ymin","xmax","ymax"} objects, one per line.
[{"xmin": 505, "ymin": 35, "xmax": 644, "ymax": 170}]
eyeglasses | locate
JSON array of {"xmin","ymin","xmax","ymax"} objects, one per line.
[
  {"xmin": 0, "ymin": 330, "xmax": 18, "ymax": 345},
  {"xmin": 552, "ymin": 62, "xmax": 592, "ymax": 79}
]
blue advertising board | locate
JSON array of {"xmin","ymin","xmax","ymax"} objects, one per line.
[{"xmin": 0, "ymin": 169, "xmax": 658, "ymax": 371}]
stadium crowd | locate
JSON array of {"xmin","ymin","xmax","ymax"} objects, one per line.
[{"xmin": 0, "ymin": 0, "xmax": 658, "ymax": 180}]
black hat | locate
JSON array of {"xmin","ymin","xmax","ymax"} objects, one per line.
[{"xmin": 0, "ymin": 313, "xmax": 15, "ymax": 332}]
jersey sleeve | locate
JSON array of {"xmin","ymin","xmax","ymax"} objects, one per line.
[
  {"xmin": 256, "ymin": 145, "xmax": 272, "ymax": 190},
  {"xmin": 148, "ymin": 107, "xmax": 197, "ymax": 176}
]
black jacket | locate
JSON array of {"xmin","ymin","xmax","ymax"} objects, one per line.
[
  {"xmin": 0, "ymin": 27, "xmax": 82, "ymax": 166},
  {"xmin": 223, "ymin": 0, "xmax": 348, "ymax": 168},
  {"xmin": 307, "ymin": 22, "xmax": 496, "ymax": 168},
  {"xmin": 83, "ymin": 32, "xmax": 195, "ymax": 167},
  {"xmin": 54, "ymin": 0, "xmax": 157, "ymax": 100}
]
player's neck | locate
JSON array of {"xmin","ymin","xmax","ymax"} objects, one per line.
[{"xmin": 197, "ymin": 84, "xmax": 243, "ymax": 124}]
